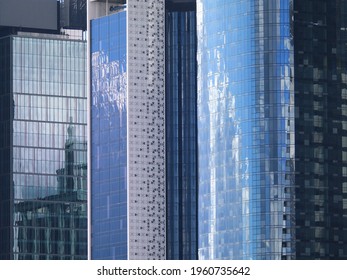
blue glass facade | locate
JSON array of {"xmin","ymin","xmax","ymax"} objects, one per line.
[
  {"xmin": 91, "ymin": 11, "xmax": 127, "ymax": 260},
  {"xmin": 197, "ymin": 0, "xmax": 295, "ymax": 259},
  {"xmin": 165, "ymin": 2, "xmax": 198, "ymax": 260}
]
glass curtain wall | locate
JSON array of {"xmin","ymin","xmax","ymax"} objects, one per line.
[
  {"xmin": 166, "ymin": 2, "xmax": 198, "ymax": 260},
  {"xmin": 294, "ymin": 0, "xmax": 347, "ymax": 259},
  {"xmin": 197, "ymin": 0, "xmax": 295, "ymax": 259},
  {"xmin": 90, "ymin": 11, "xmax": 127, "ymax": 260},
  {"xmin": 10, "ymin": 36, "xmax": 87, "ymax": 260}
]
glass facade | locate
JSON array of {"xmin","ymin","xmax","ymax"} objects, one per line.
[
  {"xmin": 293, "ymin": 0, "xmax": 347, "ymax": 259},
  {"xmin": 0, "ymin": 35, "xmax": 87, "ymax": 260},
  {"xmin": 197, "ymin": 0, "xmax": 295, "ymax": 259},
  {"xmin": 165, "ymin": 1, "xmax": 198, "ymax": 260},
  {"xmin": 90, "ymin": 11, "xmax": 127, "ymax": 260}
]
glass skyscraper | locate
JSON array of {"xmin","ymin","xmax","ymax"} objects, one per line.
[
  {"xmin": 0, "ymin": 34, "xmax": 87, "ymax": 260},
  {"xmin": 197, "ymin": 0, "xmax": 294, "ymax": 260},
  {"xmin": 293, "ymin": 0, "xmax": 347, "ymax": 259},
  {"xmin": 165, "ymin": 0, "xmax": 198, "ymax": 260},
  {"xmin": 197, "ymin": 0, "xmax": 347, "ymax": 260},
  {"xmin": 90, "ymin": 10, "xmax": 128, "ymax": 260}
]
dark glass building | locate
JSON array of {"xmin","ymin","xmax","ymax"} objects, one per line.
[
  {"xmin": 197, "ymin": 0, "xmax": 347, "ymax": 260},
  {"xmin": 165, "ymin": 0, "xmax": 198, "ymax": 260},
  {"xmin": 293, "ymin": 0, "xmax": 347, "ymax": 259}
]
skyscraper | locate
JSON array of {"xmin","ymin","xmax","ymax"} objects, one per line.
[
  {"xmin": 89, "ymin": 0, "xmax": 166, "ymax": 260},
  {"xmin": 197, "ymin": 0, "xmax": 347, "ymax": 260},
  {"xmin": 165, "ymin": 0, "xmax": 198, "ymax": 260},
  {"xmin": 293, "ymin": 0, "xmax": 347, "ymax": 259},
  {"xmin": 0, "ymin": 0, "xmax": 88, "ymax": 260},
  {"xmin": 88, "ymin": 0, "xmax": 198, "ymax": 260}
]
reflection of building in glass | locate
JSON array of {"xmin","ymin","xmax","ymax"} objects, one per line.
[
  {"xmin": 13, "ymin": 125, "xmax": 87, "ymax": 260},
  {"xmin": 57, "ymin": 121, "xmax": 87, "ymax": 196},
  {"xmin": 0, "ymin": 3, "xmax": 87, "ymax": 258},
  {"xmin": 90, "ymin": 10, "xmax": 128, "ymax": 260}
]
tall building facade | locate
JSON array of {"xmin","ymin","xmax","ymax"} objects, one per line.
[
  {"xmin": 0, "ymin": 0, "xmax": 88, "ymax": 260},
  {"xmin": 89, "ymin": 0, "xmax": 166, "ymax": 260},
  {"xmin": 197, "ymin": 0, "xmax": 347, "ymax": 260},
  {"xmin": 165, "ymin": 0, "xmax": 198, "ymax": 260},
  {"xmin": 89, "ymin": 0, "xmax": 198, "ymax": 260},
  {"xmin": 293, "ymin": 0, "xmax": 347, "ymax": 259}
]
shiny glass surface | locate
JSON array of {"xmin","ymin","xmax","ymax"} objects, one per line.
[
  {"xmin": 91, "ymin": 11, "xmax": 127, "ymax": 260},
  {"xmin": 0, "ymin": 36, "xmax": 87, "ymax": 260},
  {"xmin": 166, "ymin": 7, "xmax": 198, "ymax": 260},
  {"xmin": 197, "ymin": 0, "xmax": 295, "ymax": 259}
]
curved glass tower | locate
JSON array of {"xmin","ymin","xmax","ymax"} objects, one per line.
[{"xmin": 197, "ymin": 0, "xmax": 295, "ymax": 259}]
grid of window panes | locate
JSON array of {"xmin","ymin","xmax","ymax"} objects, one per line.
[
  {"xmin": 11, "ymin": 36, "xmax": 87, "ymax": 260},
  {"xmin": 91, "ymin": 11, "xmax": 127, "ymax": 260},
  {"xmin": 197, "ymin": 0, "xmax": 295, "ymax": 259},
  {"xmin": 165, "ymin": 7, "xmax": 198, "ymax": 260},
  {"xmin": 294, "ymin": 0, "xmax": 347, "ymax": 259}
]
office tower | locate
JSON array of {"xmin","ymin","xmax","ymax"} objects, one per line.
[
  {"xmin": 89, "ymin": 0, "xmax": 166, "ymax": 259},
  {"xmin": 197, "ymin": 0, "xmax": 347, "ymax": 260},
  {"xmin": 293, "ymin": 0, "xmax": 347, "ymax": 259},
  {"xmin": 197, "ymin": 0, "xmax": 294, "ymax": 259},
  {"xmin": 0, "ymin": 0, "xmax": 87, "ymax": 259},
  {"xmin": 165, "ymin": 0, "xmax": 198, "ymax": 260}
]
